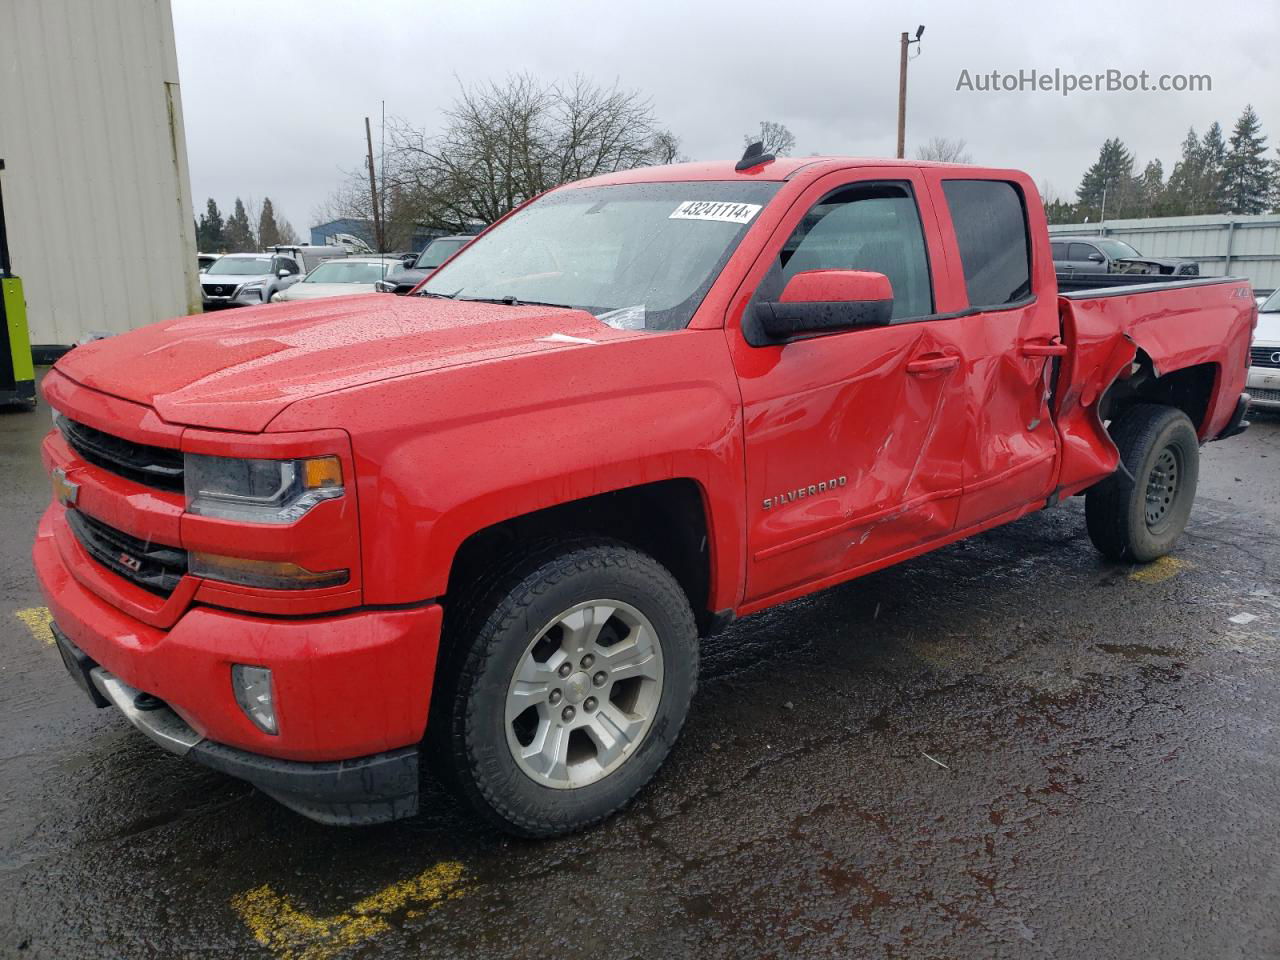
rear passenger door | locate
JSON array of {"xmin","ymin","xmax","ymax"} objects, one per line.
[
  {"xmin": 927, "ymin": 176, "xmax": 1063, "ymax": 528},
  {"xmin": 728, "ymin": 169, "xmax": 973, "ymax": 606}
]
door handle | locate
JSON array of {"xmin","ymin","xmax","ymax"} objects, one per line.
[
  {"xmin": 905, "ymin": 354, "xmax": 959, "ymax": 375},
  {"xmin": 1020, "ymin": 341, "xmax": 1068, "ymax": 358}
]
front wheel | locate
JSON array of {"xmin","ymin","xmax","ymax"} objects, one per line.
[
  {"xmin": 1085, "ymin": 403, "xmax": 1200, "ymax": 562},
  {"xmin": 431, "ymin": 540, "xmax": 698, "ymax": 837}
]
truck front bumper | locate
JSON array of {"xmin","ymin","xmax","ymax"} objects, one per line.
[
  {"xmin": 54, "ymin": 625, "xmax": 419, "ymax": 824},
  {"xmin": 1247, "ymin": 363, "xmax": 1280, "ymax": 409},
  {"xmin": 34, "ymin": 509, "xmax": 442, "ymax": 825}
]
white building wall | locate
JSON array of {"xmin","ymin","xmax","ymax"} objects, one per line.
[
  {"xmin": 1049, "ymin": 213, "xmax": 1280, "ymax": 294},
  {"xmin": 0, "ymin": 0, "xmax": 199, "ymax": 346}
]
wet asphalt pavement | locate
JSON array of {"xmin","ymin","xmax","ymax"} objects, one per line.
[{"xmin": 2, "ymin": 377, "xmax": 1278, "ymax": 960}]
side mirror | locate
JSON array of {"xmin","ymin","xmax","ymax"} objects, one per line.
[
  {"xmin": 374, "ymin": 280, "xmax": 396, "ymax": 293},
  {"xmin": 399, "ymin": 253, "xmax": 417, "ymax": 265},
  {"xmin": 1087, "ymin": 252, "xmax": 1105, "ymax": 262},
  {"xmin": 277, "ymin": 269, "xmax": 291, "ymax": 278},
  {"xmin": 755, "ymin": 270, "xmax": 894, "ymax": 340}
]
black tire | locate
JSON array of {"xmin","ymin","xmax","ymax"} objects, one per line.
[
  {"xmin": 429, "ymin": 539, "xmax": 698, "ymax": 837},
  {"xmin": 1085, "ymin": 403, "xmax": 1199, "ymax": 562}
]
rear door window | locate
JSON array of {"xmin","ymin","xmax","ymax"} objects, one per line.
[{"xmin": 941, "ymin": 180, "xmax": 1032, "ymax": 308}]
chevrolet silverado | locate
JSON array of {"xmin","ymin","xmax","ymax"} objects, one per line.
[{"xmin": 35, "ymin": 151, "xmax": 1255, "ymax": 836}]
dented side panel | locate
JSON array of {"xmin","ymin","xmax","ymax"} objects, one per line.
[{"xmin": 1053, "ymin": 280, "xmax": 1255, "ymax": 499}]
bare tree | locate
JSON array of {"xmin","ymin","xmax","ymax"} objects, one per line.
[
  {"xmin": 744, "ymin": 121, "xmax": 796, "ymax": 157},
  {"xmin": 915, "ymin": 137, "xmax": 972, "ymax": 164},
  {"xmin": 387, "ymin": 73, "xmax": 682, "ymax": 228},
  {"xmin": 316, "ymin": 75, "xmax": 683, "ymax": 239}
]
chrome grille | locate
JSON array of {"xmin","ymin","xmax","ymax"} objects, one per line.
[{"xmin": 1250, "ymin": 346, "xmax": 1280, "ymax": 369}]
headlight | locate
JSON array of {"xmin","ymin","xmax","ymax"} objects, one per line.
[{"xmin": 184, "ymin": 454, "xmax": 343, "ymax": 524}]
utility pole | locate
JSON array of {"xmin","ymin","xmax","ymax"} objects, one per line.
[
  {"xmin": 896, "ymin": 25, "xmax": 925, "ymax": 159},
  {"xmin": 365, "ymin": 116, "xmax": 383, "ymax": 253}
]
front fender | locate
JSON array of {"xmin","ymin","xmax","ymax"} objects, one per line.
[{"xmin": 271, "ymin": 329, "xmax": 748, "ymax": 611}]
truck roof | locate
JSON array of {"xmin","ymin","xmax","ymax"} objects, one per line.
[{"xmin": 573, "ymin": 157, "xmax": 1011, "ymax": 187}]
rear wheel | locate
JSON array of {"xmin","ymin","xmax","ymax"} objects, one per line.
[
  {"xmin": 1085, "ymin": 403, "xmax": 1199, "ymax": 562},
  {"xmin": 431, "ymin": 540, "xmax": 698, "ymax": 837}
]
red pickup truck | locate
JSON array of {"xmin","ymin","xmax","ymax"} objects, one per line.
[{"xmin": 35, "ymin": 152, "xmax": 1255, "ymax": 836}]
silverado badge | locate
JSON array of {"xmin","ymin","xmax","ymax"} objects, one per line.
[{"xmin": 762, "ymin": 475, "xmax": 847, "ymax": 511}]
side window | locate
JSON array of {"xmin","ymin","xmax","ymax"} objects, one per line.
[
  {"xmin": 1050, "ymin": 241, "xmax": 1067, "ymax": 260},
  {"xmin": 940, "ymin": 180, "xmax": 1031, "ymax": 308},
  {"xmin": 1068, "ymin": 242, "xmax": 1098, "ymax": 262},
  {"xmin": 757, "ymin": 182, "xmax": 934, "ymax": 321},
  {"xmin": 277, "ymin": 257, "xmax": 300, "ymax": 275}
]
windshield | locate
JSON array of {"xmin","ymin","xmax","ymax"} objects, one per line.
[
  {"xmin": 206, "ymin": 257, "xmax": 273, "ymax": 276},
  {"xmin": 422, "ymin": 181, "xmax": 782, "ymax": 331},
  {"xmin": 1261, "ymin": 289, "xmax": 1280, "ymax": 312},
  {"xmin": 1095, "ymin": 239, "xmax": 1141, "ymax": 259},
  {"xmin": 415, "ymin": 238, "xmax": 469, "ymax": 270},
  {"xmin": 304, "ymin": 260, "xmax": 392, "ymax": 284}
]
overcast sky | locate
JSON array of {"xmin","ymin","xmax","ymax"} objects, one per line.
[{"xmin": 173, "ymin": 0, "xmax": 1278, "ymax": 234}]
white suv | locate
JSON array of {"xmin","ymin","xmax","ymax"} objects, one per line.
[{"xmin": 1249, "ymin": 289, "xmax": 1280, "ymax": 410}]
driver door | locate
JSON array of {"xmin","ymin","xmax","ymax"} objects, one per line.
[{"xmin": 727, "ymin": 168, "xmax": 976, "ymax": 607}]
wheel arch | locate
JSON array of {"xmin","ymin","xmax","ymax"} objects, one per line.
[
  {"xmin": 443, "ymin": 478, "xmax": 725, "ymax": 637},
  {"xmin": 1099, "ymin": 350, "xmax": 1219, "ymax": 437}
]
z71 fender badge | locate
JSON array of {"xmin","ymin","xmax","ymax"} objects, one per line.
[{"xmin": 762, "ymin": 475, "xmax": 847, "ymax": 511}]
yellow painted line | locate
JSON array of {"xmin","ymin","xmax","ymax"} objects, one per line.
[
  {"xmin": 232, "ymin": 861, "xmax": 467, "ymax": 960},
  {"xmin": 15, "ymin": 607, "xmax": 54, "ymax": 646},
  {"xmin": 1129, "ymin": 555, "xmax": 1185, "ymax": 585}
]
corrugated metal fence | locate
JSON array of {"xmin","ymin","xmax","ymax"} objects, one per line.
[{"xmin": 1049, "ymin": 214, "xmax": 1280, "ymax": 294}]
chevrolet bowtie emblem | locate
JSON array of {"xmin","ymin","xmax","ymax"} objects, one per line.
[{"xmin": 52, "ymin": 467, "xmax": 79, "ymax": 507}]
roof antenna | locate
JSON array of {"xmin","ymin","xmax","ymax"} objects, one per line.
[{"xmin": 736, "ymin": 140, "xmax": 775, "ymax": 172}]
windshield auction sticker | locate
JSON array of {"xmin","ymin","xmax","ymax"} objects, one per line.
[{"xmin": 669, "ymin": 201, "xmax": 762, "ymax": 224}]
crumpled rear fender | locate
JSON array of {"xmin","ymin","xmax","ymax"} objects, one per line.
[{"xmin": 1052, "ymin": 297, "xmax": 1136, "ymax": 499}]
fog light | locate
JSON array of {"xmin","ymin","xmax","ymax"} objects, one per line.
[{"xmin": 232, "ymin": 664, "xmax": 277, "ymax": 734}]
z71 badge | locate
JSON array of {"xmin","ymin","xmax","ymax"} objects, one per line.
[{"xmin": 762, "ymin": 475, "xmax": 847, "ymax": 510}]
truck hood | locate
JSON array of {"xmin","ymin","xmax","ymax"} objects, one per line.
[{"xmin": 54, "ymin": 294, "xmax": 641, "ymax": 432}]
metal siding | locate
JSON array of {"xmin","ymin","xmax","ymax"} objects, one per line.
[
  {"xmin": 0, "ymin": 0, "xmax": 198, "ymax": 346},
  {"xmin": 1049, "ymin": 213, "xmax": 1280, "ymax": 292}
]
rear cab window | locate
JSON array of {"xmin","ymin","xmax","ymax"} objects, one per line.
[{"xmin": 940, "ymin": 179, "xmax": 1032, "ymax": 309}]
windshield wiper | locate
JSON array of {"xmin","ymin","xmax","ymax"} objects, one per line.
[{"xmin": 457, "ymin": 296, "xmax": 572, "ymax": 309}]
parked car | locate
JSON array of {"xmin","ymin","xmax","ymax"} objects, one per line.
[
  {"xmin": 378, "ymin": 235, "xmax": 475, "ymax": 294},
  {"xmin": 36, "ymin": 153, "xmax": 1254, "ymax": 837},
  {"xmin": 199, "ymin": 252, "xmax": 303, "ymax": 308},
  {"xmin": 1248, "ymin": 288, "xmax": 1280, "ymax": 409},
  {"xmin": 1051, "ymin": 236, "xmax": 1199, "ymax": 277},
  {"xmin": 197, "ymin": 253, "xmax": 220, "ymax": 273},
  {"xmin": 271, "ymin": 257, "xmax": 402, "ymax": 303},
  {"xmin": 267, "ymin": 244, "xmax": 351, "ymax": 274}
]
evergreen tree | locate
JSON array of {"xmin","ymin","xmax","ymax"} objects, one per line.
[
  {"xmin": 1164, "ymin": 127, "xmax": 1202, "ymax": 216},
  {"xmin": 1075, "ymin": 138, "xmax": 1139, "ymax": 220},
  {"xmin": 1139, "ymin": 159, "xmax": 1165, "ymax": 216},
  {"xmin": 196, "ymin": 198, "xmax": 225, "ymax": 251},
  {"xmin": 1199, "ymin": 122, "xmax": 1228, "ymax": 213},
  {"xmin": 257, "ymin": 197, "xmax": 282, "ymax": 248},
  {"xmin": 224, "ymin": 198, "xmax": 256, "ymax": 252},
  {"xmin": 1222, "ymin": 105, "xmax": 1272, "ymax": 214}
]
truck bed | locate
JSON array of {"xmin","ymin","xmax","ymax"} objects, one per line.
[{"xmin": 1052, "ymin": 274, "xmax": 1255, "ymax": 500}]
